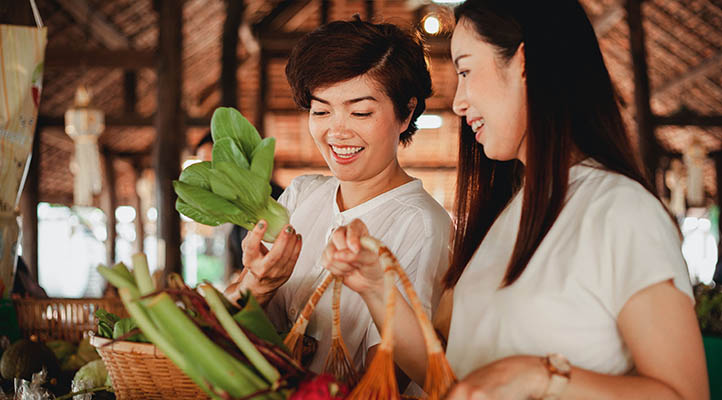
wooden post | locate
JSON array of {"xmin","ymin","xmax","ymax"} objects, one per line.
[
  {"xmin": 132, "ymin": 164, "xmax": 145, "ymax": 254},
  {"xmin": 626, "ymin": 0, "xmax": 660, "ymax": 188},
  {"xmin": 154, "ymin": 0, "xmax": 184, "ymax": 279},
  {"xmin": 101, "ymin": 148, "xmax": 117, "ymax": 265},
  {"xmin": 365, "ymin": 0, "xmax": 374, "ymax": 21},
  {"xmin": 715, "ymin": 151, "xmax": 722, "ymax": 283},
  {"xmin": 123, "ymin": 71, "xmax": 137, "ymax": 113},
  {"xmin": 321, "ymin": 0, "xmax": 330, "ymax": 24},
  {"xmin": 222, "ymin": 0, "xmax": 244, "ymax": 108},
  {"xmin": 256, "ymin": 50, "xmax": 268, "ymax": 136},
  {"xmin": 20, "ymin": 127, "xmax": 41, "ymax": 282}
]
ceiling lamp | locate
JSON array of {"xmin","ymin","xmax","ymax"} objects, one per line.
[{"xmin": 65, "ymin": 86, "xmax": 104, "ymax": 206}]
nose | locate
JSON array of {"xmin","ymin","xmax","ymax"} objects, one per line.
[
  {"xmin": 328, "ymin": 114, "xmax": 352, "ymax": 138},
  {"xmin": 452, "ymin": 85, "xmax": 468, "ymax": 117}
]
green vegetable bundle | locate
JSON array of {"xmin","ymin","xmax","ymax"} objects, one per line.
[
  {"xmin": 174, "ymin": 107, "xmax": 289, "ymax": 242},
  {"xmin": 97, "ymin": 254, "xmax": 307, "ymax": 399}
]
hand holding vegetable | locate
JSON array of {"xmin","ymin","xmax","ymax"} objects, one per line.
[
  {"xmin": 225, "ymin": 220, "xmax": 302, "ymax": 306},
  {"xmin": 322, "ymin": 219, "xmax": 385, "ymax": 299}
]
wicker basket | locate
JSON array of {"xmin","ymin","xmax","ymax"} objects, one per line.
[
  {"xmin": 14, "ymin": 297, "xmax": 127, "ymax": 342},
  {"xmin": 90, "ymin": 336, "xmax": 208, "ymax": 400}
]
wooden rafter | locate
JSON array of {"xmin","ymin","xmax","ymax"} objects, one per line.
[
  {"xmin": 221, "ymin": 0, "xmax": 244, "ymax": 108},
  {"xmin": 38, "ymin": 114, "xmax": 210, "ymax": 127},
  {"xmin": 254, "ymin": 0, "xmax": 312, "ymax": 33},
  {"xmin": 55, "ymin": 0, "xmax": 130, "ymax": 49},
  {"xmin": 45, "ymin": 48, "xmax": 155, "ymax": 69},
  {"xmin": 652, "ymin": 51, "xmax": 722, "ymax": 99},
  {"xmin": 592, "ymin": 3, "xmax": 624, "ymax": 37}
]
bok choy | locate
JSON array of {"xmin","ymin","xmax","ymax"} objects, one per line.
[{"xmin": 173, "ymin": 107, "xmax": 289, "ymax": 242}]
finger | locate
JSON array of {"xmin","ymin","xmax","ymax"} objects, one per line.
[
  {"xmin": 276, "ymin": 229, "xmax": 300, "ymax": 269},
  {"xmin": 346, "ymin": 219, "xmax": 369, "ymax": 253},
  {"xmin": 334, "ymin": 248, "xmax": 378, "ymax": 267},
  {"xmin": 445, "ymin": 383, "xmax": 471, "ymax": 400},
  {"xmin": 330, "ymin": 226, "xmax": 349, "ymax": 252},
  {"xmin": 325, "ymin": 260, "xmax": 355, "ymax": 277},
  {"xmin": 242, "ymin": 220, "xmax": 267, "ymax": 261},
  {"xmin": 262, "ymin": 224, "xmax": 294, "ymax": 270},
  {"xmin": 288, "ymin": 234, "xmax": 302, "ymax": 266},
  {"xmin": 321, "ymin": 241, "xmax": 338, "ymax": 267}
]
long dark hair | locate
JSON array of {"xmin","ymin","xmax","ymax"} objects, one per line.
[{"xmin": 444, "ymin": 0, "xmax": 658, "ymax": 288}]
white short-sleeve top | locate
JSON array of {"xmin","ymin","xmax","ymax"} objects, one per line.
[
  {"xmin": 266, "ymin": 174, "xmax": 451, "ymax": 373},
  {"xmin": 446, "ymin": 161, "xmax": 693, "ymax": 379}
]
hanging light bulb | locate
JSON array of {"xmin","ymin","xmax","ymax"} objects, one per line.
[{"xmin": 65, "ymin": 85, "xmax": 104, "ymax": 206}]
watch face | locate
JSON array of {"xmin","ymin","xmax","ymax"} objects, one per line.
[{"xmin": 549, "ymin": 353, "xmax": 571, "ymax": 374}]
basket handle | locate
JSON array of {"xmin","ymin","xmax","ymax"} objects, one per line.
[
  {"xmin": 286, "ymin": 272, "xmax": 334, "ymax": 338},
  {"xmin": 360, "ymin": 236, "xmax": 456, "ymax": 398}
]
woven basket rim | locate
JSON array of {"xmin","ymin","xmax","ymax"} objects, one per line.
[{"xmin": 90, "ymin": 335, "xmax": 166, "ymax": 357}]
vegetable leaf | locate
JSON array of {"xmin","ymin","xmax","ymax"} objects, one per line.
[
  {"xmin": 250, "ymin": 137, "xmax": 276, "ymax": 182},
  {"xmin": 211, "ymin": 107, "xmax": 261, "ymax": 160},
  {"xmin": 176, "ymin": 198, "xmax": 223, "ymax": 226},
  {"xmin": 212, "ymin": 137, "xmax": 250, "ymax": 170},
  {"xmin": 179, "ymin": 161, "xmax": 214, "ymax": 190}
]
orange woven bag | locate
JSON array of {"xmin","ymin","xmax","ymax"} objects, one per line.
[{"xmin": 284, "ymin": 236, "xmax": 456, "ymax": 399}]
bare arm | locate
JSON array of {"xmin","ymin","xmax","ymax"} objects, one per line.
[{"xmin": 447, "ymin": 281, "xmax": 709, "ymax": 400}]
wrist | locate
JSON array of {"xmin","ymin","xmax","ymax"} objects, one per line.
[
  {"xmin": 359, "ymin": 280, "xmax": 385, "ymax": 306},
  {"xmin": 240, "ymin": 271, "xmax": 278, "ymax": 305},
  {"xmin": 535, "ymin": 353, "xmax": 571, "ymax": 400}
]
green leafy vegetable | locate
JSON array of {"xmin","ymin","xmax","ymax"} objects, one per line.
[{"xmin": 174, "ymin": 107, "xmax": 289, "ymax": 242}]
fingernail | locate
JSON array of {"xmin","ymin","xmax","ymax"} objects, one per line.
[
  {"xmin": 285, "ymin": 226, "xmax": 294, "ymax": 234},
  {"xmin": 257, "ymin": 221, "xmax": 265, "ymax": 229},
  {"xmin": 296, "ymin": 234, "xmax": 302, "ymax": 241}
]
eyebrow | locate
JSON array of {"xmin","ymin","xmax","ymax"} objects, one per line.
[
  {"xmin": 310, "ymin": 95, "xmax": 378, "ymax": 105},
  {"xmin": 453, "ymin": 54, "xmax": 471, "ymax": 68}
]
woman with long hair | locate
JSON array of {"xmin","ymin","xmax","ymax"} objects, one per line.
[{"xmin": 322, "ymin": 1, "xmax": 708, "ymax": 398}]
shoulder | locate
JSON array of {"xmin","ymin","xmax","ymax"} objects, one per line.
[
  {"xmin": 390, "ymin": 182, "xmax": 452, "ymax": 239},
  {"xmin": 281, "ymin": 174, "xmax": 335, "ymax": 207}
]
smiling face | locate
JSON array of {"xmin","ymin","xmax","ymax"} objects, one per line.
[
  {"xmin": 308, "ymin": 75, "xmax": 411, "ymax": 183},
  {"xmin": 451, "ymin": 19, "xmax": 528, "ymax": 163}
]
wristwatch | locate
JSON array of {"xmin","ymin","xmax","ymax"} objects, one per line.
[{"xmin": 541, "ymin": 353, "xmax": 571, "ymax": 400}]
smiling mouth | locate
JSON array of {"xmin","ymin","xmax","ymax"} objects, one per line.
[
  {"xmin": 330, "ymin": 145, "xmax": 364, "ymax": 159},
  {"xmin": 469, "ymin": 118, "xmax": 485, "ymax": 133}
]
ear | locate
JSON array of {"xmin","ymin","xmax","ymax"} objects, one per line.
[
  {"xmin": 516, "ymin": 42, "xmax": 526, "ymax": 80},
  {"xmin": 401, "ymin": 97, "xmax": 418, "ymax": 133}
]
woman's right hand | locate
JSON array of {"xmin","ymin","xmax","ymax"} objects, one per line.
[
  {"xmin": 322, "ymin": 219, "xmax": 385, "ymax": 300},
  {"xmin": 226, "ymin": 220, "xmax": 302, "ymax": 305}
]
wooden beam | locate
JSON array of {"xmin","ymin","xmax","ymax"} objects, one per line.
[
  {"xmin": 101, "ymin": 148, "xmax": 117, "ymax": 265},
  {"xmin": 626, "ymin": 0, "xmax": 660, "ymax": 185},
  {"xmin": 592, "ymin": 3, "xmax": 625, "ymax": 37},
  {"xmin": 154, "ymin": 0, "xmax": 184, "ymax": 279},
  {"xmin": 654, "ymin": 114, "xmax": 722, "ymax": 127},
  {"xmin": 221, "ymin": 0, "xmax": 244, "ymax": 108},
  {"xmin": 254, "ymin": 0, "xmax": 312, "ymax": 34},
  {"xmin": 45, "ymin": 48, "xmax": 155, "ymax": 69},
  {"xmin": 20, "ymin": 127, "xmax": 41, "ymax": 282},
  {"xmin": 38, "ymin": 113, "xmax": 209, "ymax": 127},
  {"xmin": 365, "ymin": 0, "xmax": 374, "ymax": 21},
  {"xmin": 124, "ymin": 71, "xmax": 137, "ymax": 113},
  {"xmin": 0, "ymin": 1, "xmax": 34, "ymax": 26},
  {"xmin": 55, "ymin": 0, "xmax": 130, "ymax": 49},
  {"xmin": 652, "ymin": 52, "xmax": 722, "ymax": 99}
]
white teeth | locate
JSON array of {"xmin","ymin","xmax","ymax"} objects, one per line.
[
  {"xmin": 471, "ymin": 119, "xmax": 485, "ymax": 132},
  {"xmin": 331, "ymin": 145, "xmax": 364, "ymax": 157}
]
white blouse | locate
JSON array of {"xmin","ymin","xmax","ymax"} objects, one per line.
[
  {"xmin": 446, "ymin": 161, "xmax": 693, "ymax": 379},
  {"xmin": 266, "ymin": 174, "xmax": 451, "ymax": 373}
]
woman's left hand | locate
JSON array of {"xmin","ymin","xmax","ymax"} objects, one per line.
[{"xmin": 445, "ymin": 356, "xmax": 548, "ymax": 400}]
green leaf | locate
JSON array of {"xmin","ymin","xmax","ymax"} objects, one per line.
[
  {"xmin": 179, "ymin": 161, "xmax": 214, "ymax": 190},
  {"xmin": 215, "ymin": 161, "xmax": 271, "ymax": 210},
  {"xmin": 207, "ymin": 168, "xmax": 243, "ymax": 202},
  {"xmin": 233, "ymin": 291, "xmax": 287, "ymax": 350},
  {"xmin": 173, "ymin": 180, "xmax": 244, "ymax": 217},
  {"xmin": 176, "ymin": 198, "xmax": 223, "ymax": 226},
  {"xmin": 250, "ymin": 137, "xmax": 275, "ymax": 182},
  {"xmin": 211, "ymin": 107, "xmax": 261, "ymax": 160},
  {"xmin": 212, "ymin": 137, "xmax": 250, "ymax": 170},
  {"xmin": 112, "ymin": 318, "xmax": 148, "ymax": 342}
]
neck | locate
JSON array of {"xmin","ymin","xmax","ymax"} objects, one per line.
[{"xmin": 336, "ymin": 160, "xmax": 412, "ymax": 211}]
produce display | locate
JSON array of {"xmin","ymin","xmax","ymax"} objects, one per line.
[
  {"xmin": 97, "ymin": 253, "xmax": 345, "ymax": 399},
  {"xmin": 173, "ymin": 107, "xmax": 289, "ymax": 242}
]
